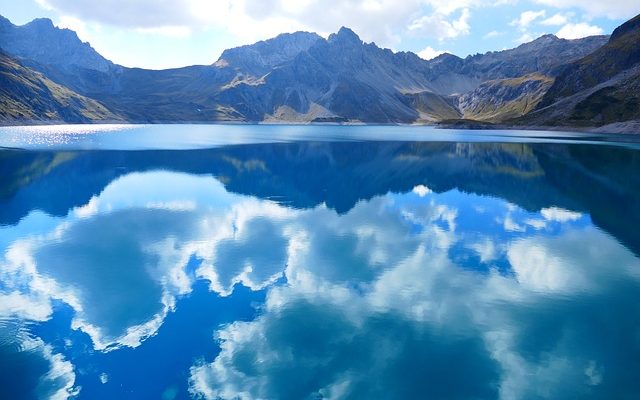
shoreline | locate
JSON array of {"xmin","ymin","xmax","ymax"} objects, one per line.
[{"xmin": 1, "ymin": 119, "xmax": 639, "ymax": 135}]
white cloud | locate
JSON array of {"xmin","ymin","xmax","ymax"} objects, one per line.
[
  {"xmin": 540, "ymin": 207, "xmax": 582, "ymax": 222},
  {"xmin": 409, "ymin": 8, "xmax": 471, "ymax": 40},
  {"xmin": 417, "ymin": 47, "xmax": 449, "ymax": 60},
  {"xmin": 507, "ymin": 227, "xmax": 639, "ymax": 293},
  {"xmin": 469, "ymin": 238, "xmax": 498, "ymax": 262},
  {"xmin": 540, "ymin": 13, "xmax": 570, "ymax": 26},
  {"xmin": 0, "ymin": 171, "xmax": 296, "ymax": 350},
  {"xmin": 533, "ymin": 0, "xmax": 640, "ymax": 19},
  {"xmin": 3, "ymin": 149, "xmax": 640, "ymax": 398},
  {"xmin": 511, "ymin": 10, "xmax": 546, "ymax": 29},
  {"xmin": 190, "ymin": 220, "xmax": 640, "ymax": 399},
  {"xmin": 35, "ymin": 0, "xmax": 485, "ymax": 47},
  {"xmin": 556, "ymin": 22, "xmax": 604, "ymax": 39},
  {"xmin": 515, "ymin": 31, "xmax": 542, "ymax": 43},
  {"xmin": 509, "ymin": 9, "xmax": 546, "ymax": 44},
  {"xmin": 55, "ymin": 15, "xmax": 91, "ymax": 41},
  {"xmin": 412, "ymin": 184, "xmax": 434, "ymax": 195},
  {"xmin": 525, "ymin": 218, "xmax": 547, "ymax": 229},
  {"xmin": 484, "ymin": 30, "xmax": 503, "ymax": 38},
  {"xmin": 135, "ymin": 26, "xmax": 193, "ymax": 38},
  {"xmin": 501, "ymin": 212, "xmax": 526, "ymax": 232},
  {"xmin": 0, "ymin": 323, "xmax": 77, "ymax": 399}
]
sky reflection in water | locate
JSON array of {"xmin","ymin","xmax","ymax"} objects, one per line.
[{"xmin": 0, "ymin": 138, "xmax": 639, "ymax": 399}]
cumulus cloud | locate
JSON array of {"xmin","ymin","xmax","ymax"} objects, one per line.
[
  {"xmin": 417, "ymin": 47, "xmax": 448, "ymax": 60},
  {"xmin": 0, "ymin": 164, "xmax": 461, "ymax": 353},
  {"xmin": 34, "ymin": 0, "xmax": 486, "ymax": 47},
  {"xmin": 508, "ymin": 227, "xmax": 639, "ymax": 293},
  {"xmin": 190, "ymin": 219, "xmax": 640, "ymax": 399},
  {"xmin": 468, "ymin": 238, "xmax": 498, "ymax": 262},
  {"xmin": 189, "ymin": 298, "xmax": 500, "ymax": 400},
  {"xmin": 540, "ymin": 206, "xmax": 582, "ymax": 222},
  {"xmin": 533, "ymin": 0, "xmax": 640, "ymax": 19},
  {"xmin": 511, "ymin": 10, "xmax": 546, "ymax": 29},
  {"xmin": 556, "ymin": 22, "xmax": 604, "ymax": 39},
  {"xmin": 409, "ymin": 8, "xmax": 471, "ymax": 40},
  {"xmin": 0, "ymin": 322, "xmax": 77, "ymax": 399},
  {"xmin": 540, "ymin": 12, "xmax": 570, "ymax": 26},
  {"xmin": 484, "ymin": 30, "xmax": 503, "ymax": 38},
  {"xmin": 3, "ymin": 149, "xmax": 640, "ymax": 399},
  {"xmin": 1, "ymin": 171, "xmax": 297, "ymax": 350}
]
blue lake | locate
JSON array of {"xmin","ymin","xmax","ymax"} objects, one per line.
[{"xmin": 0, "ymin": 125, "xmax": 639, "ymax": 399}]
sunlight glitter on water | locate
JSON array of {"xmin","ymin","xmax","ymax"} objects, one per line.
[{"xmin": 0, "ymin": 124, "xmax": 139, "ymax": 147}]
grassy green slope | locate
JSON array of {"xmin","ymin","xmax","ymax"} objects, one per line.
[
  {"xmin": 515, "ymin": 14, "xmax": 640, "ymax": 128},
  {"xmin": 459, "ymin": 74, "xmax": 554, "ymax": 122},
  {"xmin": 537, "ymin": 14, "xmax": 640, "ymax": 108},
  {"xmin": 0, "ymin": 50, "xmax": 121, "ymax": 123}
]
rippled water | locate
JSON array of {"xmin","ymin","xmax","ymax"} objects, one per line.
[{"xmin": 0, "ymin": 125, "xmax": 639, "ymax": 399}]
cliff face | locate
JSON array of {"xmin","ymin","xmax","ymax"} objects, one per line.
[
  {"xmin": 0, "ymin": 50, "xmax": 120, "ymax": 123},
  {"xmin": 1, "ymin": 11, "xmax": 638, "ymax": 128},
  {"xmin": 521, "ymin": 14, "xmax": 640, "ymax": 128},
  {"xmin": 0, "ymin": 16, "xmax": 114, "ymax": 73},
  {"xmin": 462, "ymin": 34, "xmax": 608, "ymax": 79},
  {"xmin": 539, "ymin": 15, "xmax": 640, "ymax": 105},
  {"xmin": 459, "ymin": 74, "xmax": 554, "ymax": 122}
]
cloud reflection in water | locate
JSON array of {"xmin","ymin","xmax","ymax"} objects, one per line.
[{"xmin": 0, "ymin": 143, "xmax": 639, "ymax": 399}]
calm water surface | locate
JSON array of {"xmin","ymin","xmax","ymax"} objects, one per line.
[{"xmin": 0, "ymin": 125, "xmax": 639, "ymax": 399}]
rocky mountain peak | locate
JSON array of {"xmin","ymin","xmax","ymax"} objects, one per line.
[
  {"xmin": 610, "ymin": 13, "xmax": 640, "ymax": 41},
  {"xmin": 515, "ymin": 33, "xmax": 561, "ymax": 50},
  {"xmin": 0, "ymin": 15, "xmax": 115, "ymax": 73},
  {"xmin": 216, "ymin": 30, "xmax": 321, "ymax": 75},
  {"xmin": 0, "ymin": 14, "xmax": 12, "ymax": 27},
  {"xmin": 536, "ymin": 33, "xmax": 559, "ymax": 41},
  {"xmin": 25, "ymin": 17, "xmax": 54, "ymax": 29},
  {"xmin": 328, "ymin": 27, "xmax": 362, "ymax": 45}
]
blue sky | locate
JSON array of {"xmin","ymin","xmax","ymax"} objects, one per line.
[{"xmin": 1, "ymin": 0, "xmax": 638, "ymax": 69}]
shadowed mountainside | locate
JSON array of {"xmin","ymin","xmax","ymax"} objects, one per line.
[
  {"xmin": 1, "ymin": 141, "xmax": 639, "ymax": 256},
  {"xmin": 0, "ymin": 13, "xmax": 623, "ymax": 126},
  {"xmin": 0, "ymin": 49, "xmax": 121, "ymax": 123},
  {"xmin": 522, "ymin": 14, "xmax": 640, "ymax": 129}
]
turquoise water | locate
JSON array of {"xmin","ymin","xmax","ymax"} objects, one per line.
[{"xmin": 0, "ymin": 125, "xmax": 639, "ymax": 399}]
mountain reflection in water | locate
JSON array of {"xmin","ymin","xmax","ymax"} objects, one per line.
[{"xmin": 0, "ymin": 140, "xmax": 639, "ymax": 399}]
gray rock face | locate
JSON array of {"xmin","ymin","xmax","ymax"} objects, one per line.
[
  {"xmin": 461, "ymin": 34, "xmax": 609, "ymax": 80},
  {"xmin": 214, "ymin": 27, "xmax": 459, "ymax": 122},
  {"xmin": 211, "ymin": 27, "xmax": 606, "ymax": 123},
  {"xmin": 524, "ymin": 14, "xmax": 640, "ymax": 127},
  {"xmin": 0, "ymin": 12, "xmax": 624, "ymax": 126},
  {"xmin": 0, "ymin": 16, "xmax": 114, "ymax": 73},
  {"xmin": 458, "ymin": 75, "xmax": 554, "ymax": 122},
  {"xmin": 0, "ymin": 49, "xmax": 120, "ymax": 123},
  {"xmin": 216, "ymin": 31, "xmax": 322, "ymax": 76}
]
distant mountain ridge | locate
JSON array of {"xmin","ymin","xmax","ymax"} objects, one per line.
[
  {"xmin": 0, "ymin": 49, "xmax": 120, "ymax": 123},
  {"xmin": 0, "ymin": 13, "xmax": 637, "ymax": 131},
  {"xmin": 0, "ymin": 15, "xmax": 115, "ymax": 73},
  {"xmin": 523, "ymin": 14, "xmax": 640, "ymax": 129}
]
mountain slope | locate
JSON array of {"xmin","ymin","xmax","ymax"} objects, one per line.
[
  {"xmin": 209, "ymin": 28, "xmax": 604, "ymax": 123},
  {"xmin": 0, "ymin": 50, "xmax": 121, "ymax": 123},
  {"xmin": 0, "ymin": 14, "xmax": 629, "ymax": 127},
  {"xmin": 458, "ymin": 74, "xmax": 553, "ymax": 122},
  {"xmin": 209, "ymin": 27, "xmax": 466, "ymax": 122},
  {"xmin": 463, "ymin": 34, "xmax": 608, "ymax": 80},
  {"xmin": 215, "ymin": 31, "xmax": 322, "ymax": 77},
  {"xmin": 521, "ymin": 14, "xmax": 640, "ymax": 128},
  {"xmin": 0, "ymin": 15, "xmax": 115, "ymax": 73},
  {"xmin": 539, "ymin": 15, "xmax": 640, "ymax": 104}
]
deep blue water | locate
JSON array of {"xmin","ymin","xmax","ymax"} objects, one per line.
[{"xmin": 0, "ymin": 125, "xmax": 639, "ymax": 399}]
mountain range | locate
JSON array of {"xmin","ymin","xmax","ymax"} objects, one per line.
[{"xmin": 0, "ymin": 13, "xmax": 639, "ymax": 131}]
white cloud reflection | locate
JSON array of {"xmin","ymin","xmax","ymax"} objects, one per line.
[
  {"xmin": 1, "ymin": 169, "xmax": 640, "ymax": 399},
  {"xmin": 0, "ymin": 322, "xmax": 78, "ymax": 399}
]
